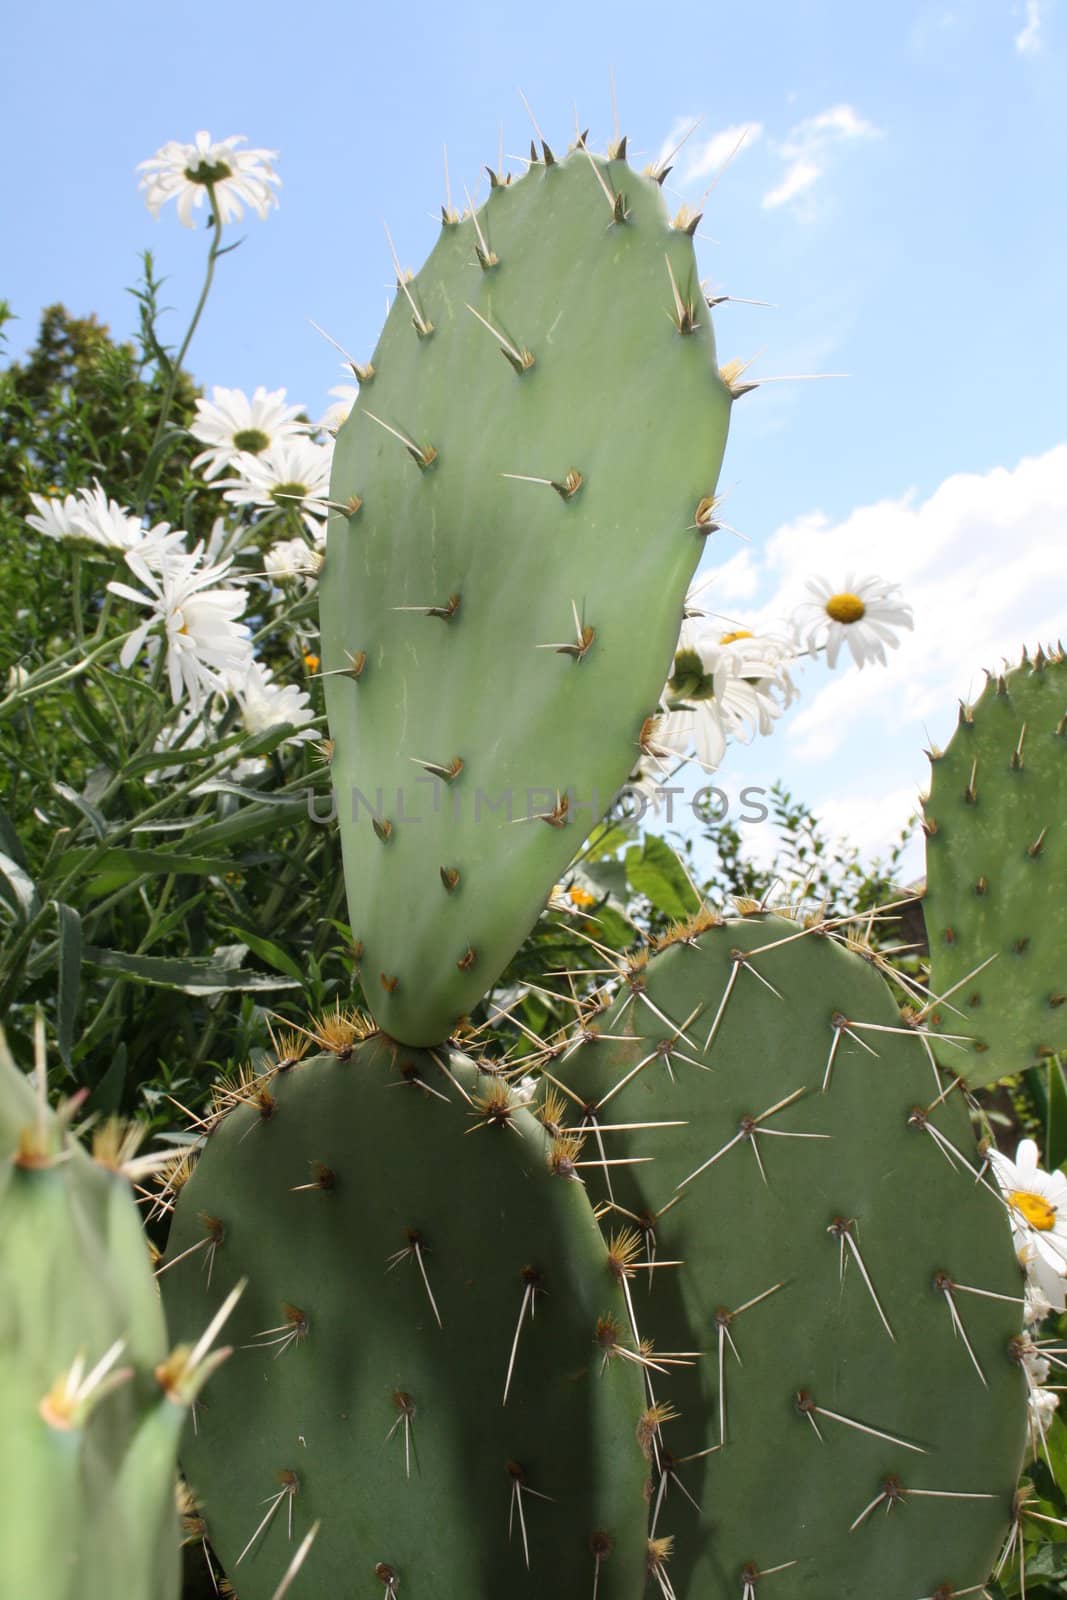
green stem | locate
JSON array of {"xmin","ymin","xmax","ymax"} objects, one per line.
[
  {"xmin": 137, "ymin": 196, "xmax": 226, "ymax": 510},
  {"xmin": 0, "ymin": 631, "xmax": 136, "ymax": 722}
]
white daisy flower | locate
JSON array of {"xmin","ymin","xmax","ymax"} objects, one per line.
[
  {"xmin": 190, "ymin": 386, "xmax": 307, "ymax": 481},
  {"xmin": 264, "ymin": 538, "xmax": 324, "ymax": 583},
  {"xmin": 26, "ymin": 482, "xmax": 149, "ymax": 557},
  {"xmin": 221, "ymin": 437, "xmax": 333, "ymax": 541},
  {"xmin": 230, "ymin": 660, "xmax": 317, "ymax": 745},
  {"xmin": 318, "ymin": 383, "xmax": 360, "ymax": 433},
  {"xmin": 1028, "ymin": 1385, "xmax": 1059, "ymax": 1456},
  {"xmin": 652, "ymin": 619, "xmax": 794, "ymax": 772},
  {"xmin": 108, "ymin": 545, "xmax": 252, "ymax": 712},
  {"xmin": 989, "ymin": 1138, "xmax": 1067, "ymax": 1294},
  {"xmin": 137, "ymin": 132, "xmax": 280, "ymax": 229},
  {"xmin": 793, "ymin": 573, "xmax": 914, "ymax": 670},
  {"xmin": 1025, "ymin": 1282, "xmax": 1056, "ymax": 1325}
]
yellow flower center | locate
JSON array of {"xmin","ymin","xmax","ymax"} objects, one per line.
[
  {"xmin": 825, "ymin": 592, "xmax": 866, "ymax": 624},
  {"xmin": 303, "ymin": 652, "xmax": 320, "ymax": 672},
  {"xmin": 1009, "ymin": 1189, "xmax": 1057, "ymax": 1231},
  {"xmin": 719, "ymin": 629, "xmax": 753, "ymax": 645},
  {"xmin": 567, "ymin": 886, "xmax": 596, "ymax": 909}
]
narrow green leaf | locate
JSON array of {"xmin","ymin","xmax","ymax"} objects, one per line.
[
  {"xmin": 82, "ymin": 946, "xmax": 301, "ymax": 994},
  {"xmin": 53, "ymin": 780, "xmax": 108, "ymax": 840},
  {"xmin": 54, "ymin": 847, "xmax": 233, "ymax": 897},
  {"xmin": 0, "ymin": 801, "xmax": 28, "ymax": 868},
  {"xmin": 1047, "ymin": 1058, "xmax": 1067, "ymax": 1174},
  {"xmin": 225, "ymin": 926, "xmax": 304, "ymax": 982},
  {"xmin": 0, "ymin": 850, "xmax": 39, "ymax": 925},
  {"xmin": 54, "ymin": 901, "xmax": 82, "ymax": 1071},
  {"xmin": 86, "ymin": 1042, "xmax": 127, "ymax": 1113},
  {"xmin": 193, "ymin": 799, "xmax": 307, "ymax": 849}
]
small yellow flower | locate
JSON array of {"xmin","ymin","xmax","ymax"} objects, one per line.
[
  {"xmin": 567, "ymin": 885, "xmax": 596, "ymax": 909},
  {"xmin": 302, "ymin": 652, "xmax": 320, "ymax": 673}
]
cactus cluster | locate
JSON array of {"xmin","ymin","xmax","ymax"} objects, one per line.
[{"xmin": 7, "ymin": 109, "xmax": 1054, "ymax": 1600}]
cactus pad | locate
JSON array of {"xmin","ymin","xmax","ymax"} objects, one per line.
[
  {"xmin": 160, "ymin": 1038, "xmax": 648, "ymax": 1599},
  {"xmin": 321, "ymin": 144, "xmax": 732, "ymax": 1045},
  {"xmin": 923, "ymin": 648, "xmax": 1067, "ymax": 1087},
  {"xmin": 554, "ymin": 913, "xmax": 1027, "ymax": 1598},
  {"xmin": 0, "ymin": 1049, "xmax": 184, "ymax": 1600}
]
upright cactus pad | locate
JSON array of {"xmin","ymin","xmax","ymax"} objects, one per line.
[
  {"xmin": 553, "ymin": 913, "xmax": 1027, "ymax": 1598},
  {"xmin": 321, "ymin": 143, "xmax": 732, "ymax": 1044},
  {"xmin": 161, "ymin": 1037, "xmax": 648, "ymax": 1599},
  {"xmin": 923, "ymin": 648, "xmax": 1067, "ymax": 1087},
  {"xmin": 0, "ymin": 1045, "xmax": 226, "ymax": 1600}
]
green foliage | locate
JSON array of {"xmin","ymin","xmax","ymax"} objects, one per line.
[
  {"xmin": 321, "ymin": 148, "xmax": 732, "ymax": 1045},
  {"xmin": 0, "ymin": 296, "xmax": 350, "ymax": 1116},
  {"xmin": 161, "ymin": 1041, "xmax": 648, "ymax": 1598}
]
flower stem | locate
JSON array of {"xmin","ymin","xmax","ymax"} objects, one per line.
[{"xmin": 137, "ymin": 191, "xmax": 226, "ymax": 510}]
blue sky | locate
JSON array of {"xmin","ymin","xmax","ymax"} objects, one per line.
[{"xmin": 5, "ymin": 0, "xmax": 1066, "ymax": 875}]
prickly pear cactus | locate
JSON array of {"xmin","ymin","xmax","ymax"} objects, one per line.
[
  {"xmin": 0, "ymin": 1042, "xmax": 229, "ymax": 1600},
  {"xmin": 923, "ymin": 647, "xmax": 1067, "ymax": 1087},
  {"xmin": 554, "ymin": 913, "xmax": 1027, "ymax": 1599},
  {"xmin": 161, "ymin": 1033, "xmax": 648, "ymax": 1598},
  {"xmin": 321, "ymin": 140, "xmax": 732, "ymax": 1045}
]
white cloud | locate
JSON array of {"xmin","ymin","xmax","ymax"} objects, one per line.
[
  {"xmin": 762, "ymin": 160, "xmax": 820, "ymax": 209},
  {"xmin": 655, "ymin": 117, "xmax": 763, "ymax": 186},
  {"xmin": 762, "ymin": 102, "xmax": 883, "ymax": 213},
  {"xmin": 684, "ymin": 122, "xmax": 763, "ymax": 182},
  {"xmin": 1015, "ymin": 0, "xmax": 1044, "ymax": 52},
  {"xmin": 699, "ymin": 442, "xmax": 1067, "ymax": 861}
]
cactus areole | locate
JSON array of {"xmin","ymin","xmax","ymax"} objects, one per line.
[{"xmin": 320, "ymin": 146, "xmax": 732, "ymax": 1045}]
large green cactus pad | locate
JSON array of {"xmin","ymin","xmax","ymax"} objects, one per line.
[
  {"xmin": 554, "ymin": 913, "xmax": 1027, "ymax": 1599},
  {"xmin": 321, "ymin": 144, "xmax": 732, "ymax": 1044},
  {"xmin": 161, "ymin": 1040, "xmax": 648, "ymax": 1599},
  {"xmin": 923, "ymin": 648, "xmax": 1067, "ymax": 1087},
  {"xmin": 0, "ymin": 1050, "xmax": 179, "ymax": 1600}
]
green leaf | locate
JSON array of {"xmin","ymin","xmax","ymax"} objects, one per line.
[
  {"xmin": 224, "ymin": 926, "xmax": 304, "ymax": 983},
  {"xmin": 1027, "ymin": 1542, "xmax": 1067, "ymax": 1580},
  {"xmin": 625, "ymin": 835, "xmax": 700, "ymax": 922},
  {"xmin": 578, "ymin": 857, "xmax": 628, "ymax": 903},
  {"xmin": 0, "ymin": 850, "xmax": 39, "ymax": 925},
  {"xmin": 54, "ymin": 902, "xmax": 82, "ymax": 1071},
  {"xmin": 52, "ymin": 780, "xmax": 107, "ymax": 840},
  {"xmin": 193, "ymin": 799, "xmax": 307, "ymax": 849},
  {"xmin": 240, "ymin": 722, "xmax": 307, "ymax": 758},
  {"xmin": 1048, "ymin": 1059, "xmax": 1067, "ymax": 1173},
  {"xmin": 584, "ymin": 822, "xmax": 636, "ymax": 862},
  {"xmin": 86, "ymin": 1043, "xmax": 127, "ymax": 1114},
  {"xmin": 0, "ymin": 801, "xmax": 28, "ymax": 868},
  {"xmin": 54, "ymin": 847, "xmax": 233, "ymax": 897},
  {"xmin": 82, "ymin": 946, "xmax": 302, "ymax": 995}
]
